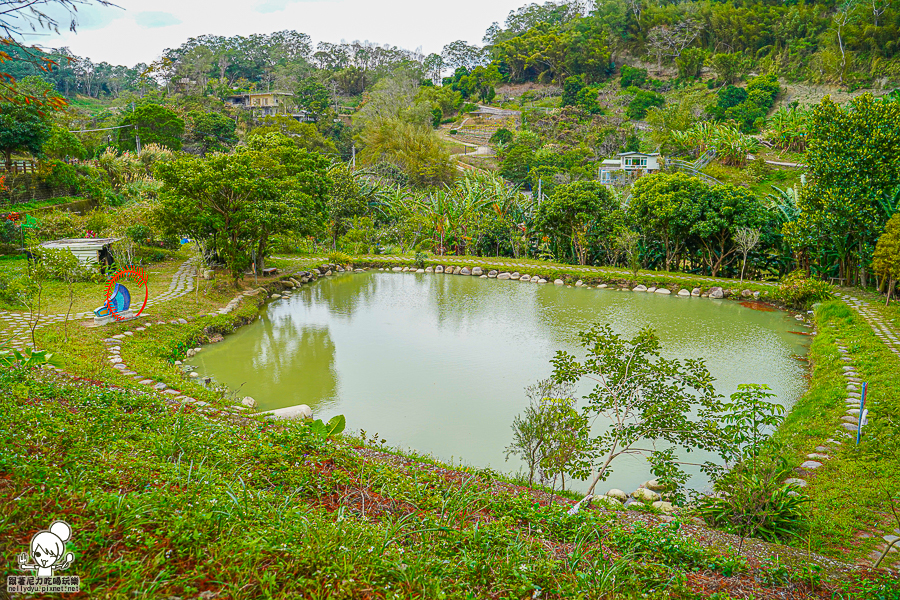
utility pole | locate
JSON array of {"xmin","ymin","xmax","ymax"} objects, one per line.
[
  {"xmin": 537, "ymin": 178, "xmax": 542, "ymax": 205},
  {"xmin": 131, "ymin": 103, "xmax": 141, "ymax": 154},
  {"xmin": 351, "ymin": 143, "xmax": 356, "ymax": 168}
]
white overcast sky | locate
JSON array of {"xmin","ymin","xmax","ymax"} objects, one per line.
[{"xmin": 22, "ymin": 0, "xmax": 534, "ymax": 66}]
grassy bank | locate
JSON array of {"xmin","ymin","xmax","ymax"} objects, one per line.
[
  {"xmin": 2, "ymin": 255, "xmax": 899, "ymax": 597},
  {"xmin": 773, "ymin": 300, "xmax": 900, "ymax": 567},
  {"xmin": 2, "ymin": 364, "xmax": 896, "ymax": 599}
]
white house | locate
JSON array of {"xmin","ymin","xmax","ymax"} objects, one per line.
[{"xmin": 598, "ymin": 151, "xmax": 661, "ymax": 184}]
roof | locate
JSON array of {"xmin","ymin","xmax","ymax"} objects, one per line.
[
  {"xmin": 600, "ymin": 159, "xmax": 621, "ymax": 166},
  {"xmin": 617, "ymin": 151, "xmax": 660, "ymax": 157},
  {"xmin": 39, "ymin": 237, "xmax": 120, "ymax": 250},
  {"xmin": 227, "ymin": 91, "xmax": 294, "ymax": 98}
]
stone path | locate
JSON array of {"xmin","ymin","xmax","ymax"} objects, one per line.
[
  {"xmin": 783, "ymin": 292, "xmax": 899, "ymax": 569},
  {"xmin": 1, "ymin": 258, "xmax": 198, "ymax": 350},
  {"xmin": 839, "ymin": 293, "xmax": 900, "ymax": 357}
]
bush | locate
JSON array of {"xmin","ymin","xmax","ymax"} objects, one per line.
[
  {"xmin": 460, "ymin": 103, "xmax": 477, "ymax": 113},
  {"xmin": 327, "ymin": 250, "xmax": 352, "ymax": 265},
  {"xmin": 626, "ymin": 90, "xmax": 665, "ymax": 120},
  {"xmin": 125, "ymin": 224, "xmax": 151, "ymax": 245},
  {"xmin": 696, "ymin": 458, "xmax": 808, "ymax": 543},
  {"xmin": 489, "ymin": 128, "xmax": 513, "ymax": 145},
  {"xmin": 774, "ymin": 270, "xmax": 835, "ymax": 309},
  {"xmin": 620, "ymin": 65, "xmax": 648, "ymax": 89}
]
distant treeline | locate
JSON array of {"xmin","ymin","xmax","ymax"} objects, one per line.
[{"xmin": 8, "ymin": 0, "xmax": 900, "ymax": 102}]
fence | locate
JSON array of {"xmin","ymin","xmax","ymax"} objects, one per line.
[{"xmin": 3, "ymin": 160, "xmax": 37, "ymax": 174}]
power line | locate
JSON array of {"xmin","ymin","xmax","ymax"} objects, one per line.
[{"xmin": 68, "ymin": 124, "xmax": 133, "ymax": 133}]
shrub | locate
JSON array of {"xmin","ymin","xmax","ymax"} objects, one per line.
[
  {"xmin": 774, "ymin": 270, "xmax": 835, "ymax": 309},
  {"xmin": 626, "ymin": 90, "xmax": 665, "ymax": 120},
  {"xmin": 620, "ymin": 65, "xmax": 648, "ymax": 89},
  {"xmin": 489, "ymin": 128, "xmax": 513, "ymax": 145},
  {"xmin": 696, "ymin": 458, "xmax": 808, "ymax": 543},
  {"xmin": 327, "ymin": 250, "xmax": 352, "ymax": 265},
  {"xmin": 125, "ymin": 224, "xmax": 151, "ymax": 245}
]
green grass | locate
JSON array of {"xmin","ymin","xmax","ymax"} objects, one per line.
[
  {"xmin": 773, "ymin": 300, "xmax": 900, "ymax": 566},
  {"xmin": 0, "ymin": 196, "xmax": 93, "ymax": 213},
  {"xmin": 2, "ymin": 364, "xmax": 893, "ymax": 598},
  {"xmin": 3, "ymin": 252, "xmax": 900, "ymax": 596}
]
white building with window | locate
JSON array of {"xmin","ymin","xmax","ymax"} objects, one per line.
[{"xmin": 598, "ymin": 151, "xmax": 661, "ymax": 184}]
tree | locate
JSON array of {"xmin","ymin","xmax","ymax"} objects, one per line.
[
  {"xmin": 785, "ymin": 95, "xmax": 900, "ymax": 285},
  {"xmin": 628, "ymin": 172, "xmax": 705, "ymax": 271},
  {"xmin": 296, "ymin": 78, "xmax": 331, "ymax": 118},
  {"xmin": 119, "ymin": 104, "xmax": 184, "ymax": 151},
  {"xmin": 691, "ymin": 185, "xmax": 765, "ymax": 276},
  {"xmin": 250, "ymin": 115, "xmax": 337, "ymax": 155},
  {"xmin": 626, "ymin": 89, "xmax": 664, "ymax": 120},
  {"xmin": 441, "ymin": 40, "xmax": 486, "ymax": 71},
  {"xmin": 0, "ymin": 102, "xmax": 51, "ymax": 169},
  {"xmin": 155, "ymin": 133, "xmax": 331, "ymax": 284},
  {"xmin": 506, "ymin": 379, "xmax": 591, "ymax": 493},
  {"xmin": 0, "ymin": 0, "xmax": 116, "ymax": 104},
  {"xmin": 707, "ymin": 52, "xmax": 750, "ymax": 84},
  {"xmin": 645, "ymin": 19, "xmax": 702, "ymax": 75},
  {"xmin": 359, "ymin": 118, "xmax": 456, "ymax": 188},
  {"xmin": 42, "ymin": 125, "xmax": 86, "ymax": 160},
  {"xmin": 327, "ymin": 163, "xmax": 370, "ymax": 249},
  {"xmin": 675, "ymin": 48, "xmax": 705, "ymax": 79},
  {"xmin": 735, "ymin": 227, "xmax": 762, "ymax": 283},
  {"xmin": 550, "ymin": 324, "xmax": 726, "ymax": 497},
  {"xmin": 561, "ymin": 75, "xmax": 584, "ymax": 107},
  {"xmin": 874, "ymin": 213, "xmax": 900, "ymax": 305},
  {"xmin": 188, "ymin": 111, "xmax": 238, "ymax": 154},
  {"xmin": 535, "ymin": 181, "xmax": 621, "ymax": 265}
]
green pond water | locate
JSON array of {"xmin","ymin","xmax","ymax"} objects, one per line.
[{"xmin": 188, "ymin": 271, "xmax": 811, "ymax": 494}]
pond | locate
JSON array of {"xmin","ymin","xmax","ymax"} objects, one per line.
[{"xmin": 188, "ymin": 271, "xmax": 811, "ymax": 495}]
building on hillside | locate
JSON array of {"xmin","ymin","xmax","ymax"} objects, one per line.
[
  {"xmin": 225, "ymin": 91, "xmax": 316, "ymax": 122},
  {"xmin": 598, "ymin": 151, "xmax": 661, "ymax": 185}
]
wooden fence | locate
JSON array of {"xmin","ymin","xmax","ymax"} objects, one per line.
[{"xmin": 3, "ymin": 160, "xmax": 36, "ymax": 174}]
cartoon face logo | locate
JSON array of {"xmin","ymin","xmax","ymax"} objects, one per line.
[{"xmin": 18, "ymin": 520, "xmax": 75, "ymax": 577}]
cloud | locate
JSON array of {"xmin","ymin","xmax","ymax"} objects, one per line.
[
  {"xmin": 255, "ymin": 0, "xmax": 326, "ymax": 14},
  {"xmin": 134, "ymin": 11, "xmax": 182, "ymax": 29}
]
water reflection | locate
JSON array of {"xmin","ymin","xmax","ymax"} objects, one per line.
[{"xmin": 188, "ymin": 271, "xmax": 809, "ymax": 494}]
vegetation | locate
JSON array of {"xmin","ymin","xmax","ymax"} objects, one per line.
[{"xmin": 2, "ymin": 0, "xmax": 900, "ymax": 592}]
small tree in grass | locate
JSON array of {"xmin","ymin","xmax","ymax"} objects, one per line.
[
  {"xmin": 506, "ymin": 379, "xmax": 592, "ymax": 495},
  {"xmin": 735, "ymin": 227, "xmax": 761, "ymax": 283},
  {"xmin": 550, "ymin": 323, "xmax": 727, "ymax": 497},
  {"xmin": 40, "ymin": 247, "xmax": 85, "ymax": 342}
]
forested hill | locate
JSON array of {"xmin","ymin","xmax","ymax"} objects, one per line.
[{"xmin": 7, "ymin": 0, "xmax": 900, "ymax": 101}]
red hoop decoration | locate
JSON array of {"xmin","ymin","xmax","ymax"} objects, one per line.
[{"xmin": 104, "ymin": 267, "xmax": 149, "ymax": 321}]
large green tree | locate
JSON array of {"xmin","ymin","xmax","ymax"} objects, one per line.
[
  {"xmin": 535, "ymin": 181, "xmax": 621, "ymax": 265},
  {"xmin": 691, "ymin": 185, "xmax": 765, "ymax": 276},
  {"xmin": 120, "ymin": 104, "xmax": 185, "ymax": 151},
  {"xmin": 188, "ymin": 111, "xmax": 238, "ymax": 154},
  {"xmin": 0, "ymin": 102, "xmax": 51, "ymax": 169},
  {"xmin": 155, "ymin": 133, "xmax": 330, "ymax": 284},
  {"xmin": 628, "ymin": 172, "xmax": 706, "ymax": 271},
  {"xmin": 784, "ymin": 94, "xmax": 900, "ymax": 284}
]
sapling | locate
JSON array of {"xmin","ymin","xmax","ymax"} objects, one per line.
[
  {"xmin": 734, "ymin": 227, "xmax": 761, "ymax": 283},
  {"xmin": 550, "ymin": 324, "xmax": 727, "ymax": 499}
]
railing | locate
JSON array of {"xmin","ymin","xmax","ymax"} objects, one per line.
[
  {"xmin": 3, "ymin": 160, "xmax": 36, "ymax": 174},
  {"xmin": 664, "ymin": 148, "xmax": 723, "ymax": 186}
]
